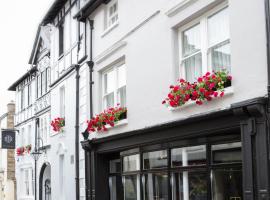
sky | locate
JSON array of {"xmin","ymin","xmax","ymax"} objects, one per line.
[{"xmin": 0, "ymin": 0, "xmax": 54, "ymax": 115}]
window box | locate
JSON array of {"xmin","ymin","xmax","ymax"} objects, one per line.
[
  {"xmin": 163, "ymin": 71, "xmax": 232, "ymax": 108},
  {"xmin": 50, "ymin": 117, "xmax": 65, "ymax": 133},
  {"xmin": 86, "ymin": 106, "xmax": 127, "ymax": 133},
  {"xmin": 16, "ymin": 144, "xmax": 32, "ymax": 156}
]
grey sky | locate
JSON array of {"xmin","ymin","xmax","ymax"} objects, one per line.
[{"xmin": 0, "ymin": 0, "xmax": 54, "ymax": 115}]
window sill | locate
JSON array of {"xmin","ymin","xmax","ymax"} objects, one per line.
[
  {"xmin": 169, "ymin": 86, "xmax": 234, "ymax": 111},
  {"xmin": 101, "ymin": 21, "xmax": 119, "ymax": 38},
  {"xmin": 93, "ymin": 119, "xmax": 128, "ymax": 133}
]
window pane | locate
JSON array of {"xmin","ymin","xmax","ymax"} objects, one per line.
[
  {"xmin": 172, "ymin": 171, "xmax": 207, "ymax": 200},
  {"xmin": 143, "ymin": 173, "xmax": 168, "ymax": 200},
  {"xmin": 104, "ymin": 70, "xmax": 115, "ymax": 94},
  {"xmin": 143, "ymin": 150, "xmax": 168, "ymax": 170},
  {"xmin": 123, "ymin": 154, "xmax": 140, "ymax": 172},
  {"xmin": 208, "ymin": 8, "xmax": 229, "ymax": 46},
  {"xmin": 118, "ymin": 64, "xmax": 126, "ymax": 88},
  {"xmin": 104, "ymin": 92, "xmax": 114, "ymax": 109},
  {"xmin": 110, "ymin": 159, "xmax": 121, "ymax": 173},
  {"xmin": 184, "ymin": 53, "xmax": 202, "ymax": 83},
  {"xmin": 182, "ymin": 24, "xmax": 201, "ymax": 57},
  {"xmin": 117, "ymin": 86, "xmax": 126, "ymax": 107},
  {"xmin": 212, "ymin": 142, "xmax": 242, "ymax": 164},
  {"xmin": 212, "ymin": 168, "xmax": 242, "ymax": 200},
  {"xmin": 123, "ymin": 175, "xmax": 138, "ymax": 200},
  {"xmin": 171, "ymin": 145, "xmax": 206, "ymax": 167},
  {"xmin": 110, "ymin": 175, "xmax": 123, "ymax": 200},
  {"xmin": 210, "ymin": 42, "xmax": 231, "ymax": 73}
]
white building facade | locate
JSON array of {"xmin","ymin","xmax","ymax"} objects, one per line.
[{"xmin": 8, "ymin": 0, "xmax": 270, "ymax": 200}]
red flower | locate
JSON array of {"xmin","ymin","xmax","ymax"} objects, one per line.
[
  {"xmin": 198, "ymin": 77, "xmax": 203, "ymax": 83},
  {"xmin": 220, "ymin": 92, "xmax": 224, "ymax": 97},
  {"xmin": 196, "ymin": 100, "xmax": 203, "ymax": 105},
  {"xmin": 227, "ymin": 75, "xmax": 232, "ymax": 81}
]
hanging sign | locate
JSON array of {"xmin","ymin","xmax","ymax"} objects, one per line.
[{"xmin": 1, "ymin": 129, "xmax": 16, "ymax": 149}]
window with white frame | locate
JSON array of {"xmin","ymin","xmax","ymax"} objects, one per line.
[
  {"xmin": 24, "ymin": 169, "xmax": 30, "ymax": 196},
  {"xmin": 60, "ymin": 86, "xmax": 65, "ymax": 118},
  {"xmin": 179, "ymin": 6, "xmax": 230, "ymax": 83},
  {"xmin": 106, "ymin": 0, "xmax": 118, "ymax": 29},
  {"xmin": 102, "ymin": 63, "xmax": 126, "ymax": 109}
]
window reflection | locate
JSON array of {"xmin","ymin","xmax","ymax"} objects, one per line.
[
  {"xmin": 143, "ymin": 173, "xmax": 168, "ymax": 200},
  {"xmin": 123, "ymin": 154, "xmax": 140, "ymax": 172},
  {"xmin": 143, "ymin": 150, "xmax": 168, "ymax": 170},
  {"xmin": 211, "ymin": 169, "xmax": 242, "ymax": 200},
  {"xmin": 171, "ymin": 145, "xmax": 206, "ymax": 167},
  {"xmin": 123, "ymin": 175, "xmax": 140, "ymax": 200},
  {"xmin": 172, "ymin": 172, "xmax": 207, "ymax": 200}
]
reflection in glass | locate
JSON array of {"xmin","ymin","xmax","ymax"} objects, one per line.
[
  {"xmin": 123, "ymin": 154, "xmax": 140, "ymax": 172},
  {"xmin": 123, "ymin": 175, "xmax": 139, "ymax": 200},
  {"xmin": 143, "ymin": 150, "xmax": 168, "ymax": 170},
  {"xmin": 184, "ymin": 53, "xmax": 202, "ymax": 83},
  {"xmin": 183, "ymin": 24, "xmax": 201, "ymax": 56},
  {"xmin": 110, "ymin": 159, "xmax": 121, "ymax": 173},
  {"xmin": 212, "ymin": 169, "xmax": 242, "ymax": 200},
  {"xmin": 143, "ymin": 173, "xmax": 168, "ymax": 200},
  {"xmin": 172, "ymin": 172, "xmax": 207, "ymax": 200},
  {"xmin": 210, "ymin": 42, "xmax": 231, "ymax": 74},
  {"xmin": 212, "ymin": 142, "xmax": 242, "ymax": 164},
  {"xmin": 171, "ymin": 145, "xmax": 206, "ymax": 167},
  {"xmin": 208, "ymin": 8, "xmax": 229, "ymax": 47},
  {"xmin": 110, "ymin": 176, "xmax": 123, "ymax": 200}
]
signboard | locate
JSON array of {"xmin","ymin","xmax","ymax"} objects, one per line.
[{"xmin": 1, "ymin": 130, "xmax": 15, "ymax": 149}]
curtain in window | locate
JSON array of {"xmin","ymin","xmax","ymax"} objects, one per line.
[
  {"xmin": 184, "ymin": 53, "xmax": 202, "ymax": 83},
  {"xmin": 208, "ymin": 8, "xmax": 231, "ymax": 73}
]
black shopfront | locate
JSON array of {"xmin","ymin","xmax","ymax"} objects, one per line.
[{"xmin": 81, "ymin": 98, "xmax": 270, "ymax": 200}]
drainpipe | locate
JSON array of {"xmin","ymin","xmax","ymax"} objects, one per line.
[
  {"xmin": 265, "ymin": 0, "xmax": 270, "ymax": 112},
  {"xmin": 75, "ymin": 14, "xmax": 82, "ymax": 200},
  {"xmin": 75, "ymin": 64, "xmax": 80, "ymax": 200},
  {"xmin": 81, "ymin": 18, "xmax": 94, "ymax": 200}
]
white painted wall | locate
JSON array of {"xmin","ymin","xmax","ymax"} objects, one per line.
[{"xmin": 80, "ymin": 0, "xmax": 268, "ymax": 139}]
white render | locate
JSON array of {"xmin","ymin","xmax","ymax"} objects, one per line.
[{"xmin": 10, "ymin": 0, "xmax": 269, "ymax": 200}]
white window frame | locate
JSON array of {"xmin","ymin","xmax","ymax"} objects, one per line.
[
  {"xmin": 102, "ymin": 61, "xmax": 126, "ymax": 110},
  {"xmin": 106, "ymin": 0, "xmax": 118, "ymax": 29},
  {"xmin": 178, "ymin": 4, "xmax": 230, "ymax": 81}
]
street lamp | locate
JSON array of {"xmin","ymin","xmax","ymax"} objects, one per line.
[{"xmin": 31, "ymin": 147, "xmax": 42, "ymax": 200}]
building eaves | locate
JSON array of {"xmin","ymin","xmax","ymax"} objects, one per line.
[
  {"xmin": 74, "ymin": 0, "xmax": 106, "ymax": 22},
  {"xmin": 8, "ymin": 67, "xmax": 37, "ymax": 91},
  {"xmin": 41, "ymin": 0, "xmax": 69, "ymax": 25},
  {"xmin": 28, "ymin": 26, "xmax": 41, "ymax": 65}
]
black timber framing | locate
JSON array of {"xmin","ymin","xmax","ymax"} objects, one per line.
[{"xmin": 81, "ymin": 97, "xmax": 270, "ymax": 200}]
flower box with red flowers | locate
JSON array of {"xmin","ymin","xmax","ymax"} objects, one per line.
[
  {"xmin": 86, "ymin": 106, "xmax": 127, "ymax": 133},
  {"xmin": 162, "ymin": 70, "xmax": 232, "ymax": 108},
  {"xmin": 16, "ymin": 144, "xmax": 32, "ymax": 156},
  {"xmin": 51, "ymin": 117, "xmax": 65, "ymax": 133}
]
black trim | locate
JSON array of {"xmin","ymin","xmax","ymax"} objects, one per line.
[
  {"xmin": 49, "ymin": 65, "xmax": 76, "ymax": 88},
  {"xmin": 8, "ymin": 67, "xmax": 37, "ymax": 91}
]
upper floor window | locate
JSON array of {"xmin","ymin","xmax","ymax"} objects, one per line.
[
  {"xmin": 37, "ymin": 67, "xmax": 50, "ymax": 99},
  {"xmin": 106, "ymin": 0, "xmax": 118, "ymax": 29},
  {"xmin": 102, "ymin": 63, "xmax": 126, "ymax": 109},
  {"xmin": 179, "ymin": 6, "xmax": 230, "ymax": 83},
  {"xmin": 59, "ymin": 22, "xmax": 64, "ymax": 57}
]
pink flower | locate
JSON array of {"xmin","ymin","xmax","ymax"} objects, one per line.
[{"xmin": 220, "ymin": 92, "xmax": 224, "ymax": 97}]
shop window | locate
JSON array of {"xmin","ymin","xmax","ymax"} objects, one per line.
[
  {"xmin": 179, "ymin": 6, "xmax": 230, "ymax": 83},
  {"xmin": 171, "ymin": 145, "xmax": 206, "ymax": 167},
  {"xmin": 143, "ymin": 150, "xmax": 168, "ymax": 170},
  {"xmin": 107, "ymin": 141, "xmax": 242, "ymax": 200}
]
